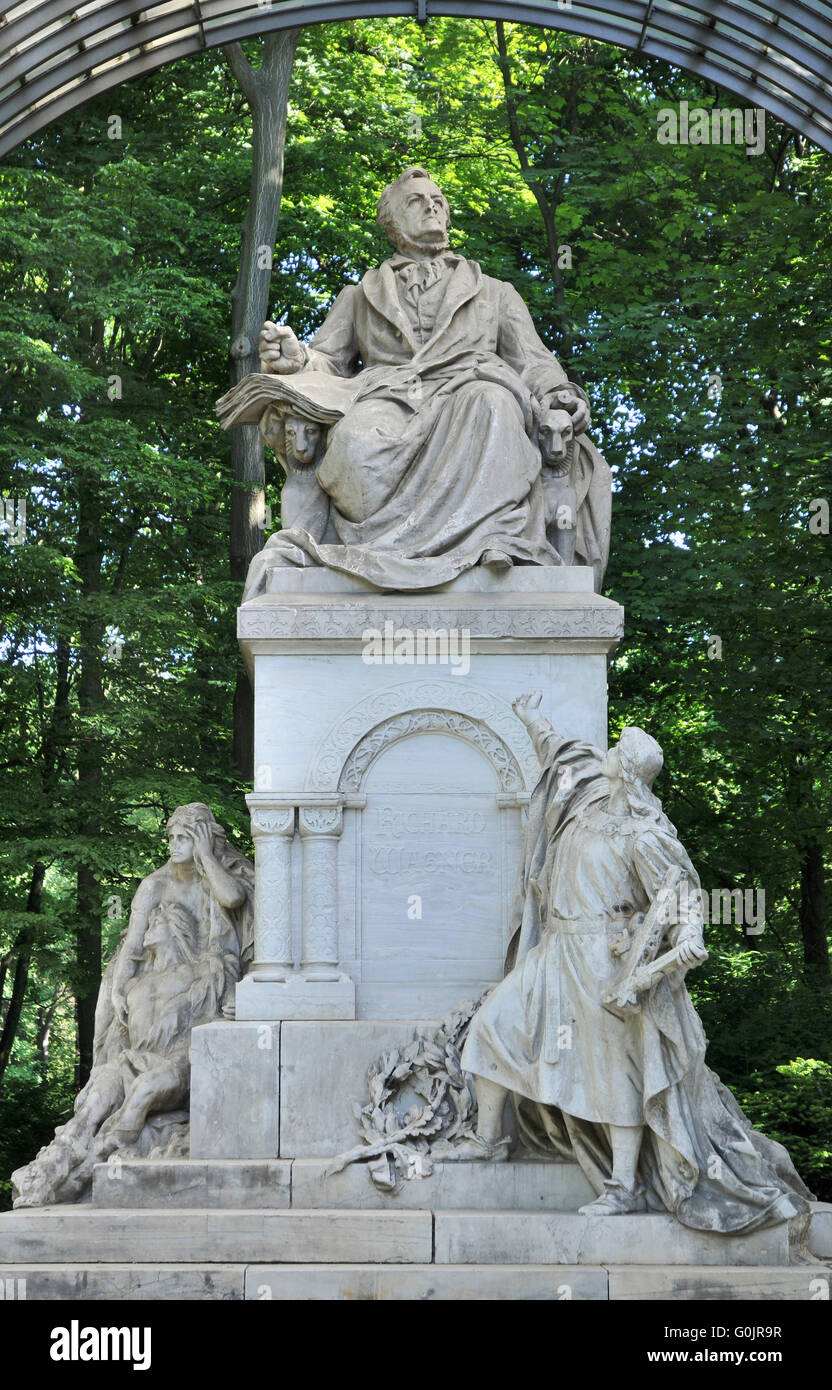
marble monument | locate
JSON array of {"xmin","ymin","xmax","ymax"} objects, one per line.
[{"xmin": 3, "ymin": 169, "xmax": 825, "ymax": 1301}]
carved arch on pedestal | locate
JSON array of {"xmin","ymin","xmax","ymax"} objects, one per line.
[
  {"xmin": 305, "ymin": 678, "xmax": 538, "ymax": 792},
  {"xmin": 337, "ymin": 707, "xmax": 524, "ymax": 794}
]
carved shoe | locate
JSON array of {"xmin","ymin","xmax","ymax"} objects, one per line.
[
  {"xmin": 432, "ymin": 1134, "xmax": 511, "ymax": 1163},
  {"xmin": 578, "ymin": 1180, "xmax": 647, "ymax": 1216},
  {"xmin": 481, "ymin": 550, "xmax": 513, "ymax": 571}
]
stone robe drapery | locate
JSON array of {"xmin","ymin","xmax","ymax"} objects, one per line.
[
  {"xmin": 243, "ymin": 255, "xmax": 607, "ymax": 596},
  {"xmin": 461, "ymin": 722, "xmax": 813, "ymax": 1235}
]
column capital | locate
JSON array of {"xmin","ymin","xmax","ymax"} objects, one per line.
[
  {"xmin": 249, "ymin": 805, "xmax": 295, "ymax": 838},
  {"xmin": 299, "ymin": 804, "xmax": 344, "ymax": 838}
]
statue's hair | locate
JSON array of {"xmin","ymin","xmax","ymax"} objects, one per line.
[
  {"xmin": 376, "ymin": 167, "xmax": 450, "ymax": 246},
  {"xmin": 166, "ymin": 801, "xmax": 221, "ymax": 836},
  {"xmin": 616, "ymin": 726, "xmax": 665, "ymax": 821}
]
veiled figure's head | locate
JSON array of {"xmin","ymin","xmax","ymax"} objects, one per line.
[
  {"xmin": 602, "ymin": 727, "xmax": 665, "ymax": 819},
  {"xmin": 377, "ymin": 167, "xmax": 451, "ymax": 256}
]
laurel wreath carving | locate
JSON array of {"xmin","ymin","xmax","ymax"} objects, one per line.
[{"xmin": 328, "ymin": 993, "xmax": 488, "ymax": 1192}]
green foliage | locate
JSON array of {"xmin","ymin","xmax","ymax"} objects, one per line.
[{"xmin": 690, "ymin": 951, "xmax": 832, "ymax": 1198}]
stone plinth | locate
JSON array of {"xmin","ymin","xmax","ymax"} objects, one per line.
[
  {"xmin": 236, "ymin": 567, "xmax": 624, "ymax": 1022},
  {"xmin": 90, "ymin": 1157, "xmax": 594, "ymax": 1211},
  {"xmin": 190, "ymin": 1022, "xmax": 280, "ymax": 1159},
  {"xmin": 190, "ymin": 1019, "xmax": 435, "ymax": 1159}
]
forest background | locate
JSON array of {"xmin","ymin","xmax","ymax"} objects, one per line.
[{"xmin": 1, "ymin": 18, "xmax": 830, "ymax": 1206}]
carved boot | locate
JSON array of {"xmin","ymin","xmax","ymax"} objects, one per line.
[
  {"xmin": 432, "ymin": 1133, "xmax": 511, "ymax": 1163},
  {"xmin": 481, "ymin": 550, "xmax": 513, "ymax": 571},
  {"xmin": 578, "ymin": 1179, "xmax": 647, "ymax": 1216}
]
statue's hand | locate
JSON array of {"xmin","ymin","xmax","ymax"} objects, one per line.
[
  {"xmin": 259, "ymin": 321, "xmax": 306, "ymax": 375},
  {"xmin": 677, "ymin": 935, "xmax": 709, "ymax": 969},
  {"xmin": 111, "ymin": 989, "xmax": 129, "ymax": 1030},
  {"xmin": 551, "ymin": 386, "xmax": 591, "ymax": 436},
  {"xmin": 512, "ymin": 691, "xmax": 544, "ymax": 726},
  {"xmin": 190, "ymin": 820, "xmax": 215, "ymax": 873}
]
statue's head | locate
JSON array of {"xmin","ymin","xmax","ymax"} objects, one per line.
[
  {"xmin": 165, "ymin": 802, "xmax": 223, "ymax": 866},
  {"xmin": 377, "ymin": 167, "xmax": 450, "ymax": 256},
  {"xmin": 143, "ymin": 902, "xmax": 199, "ymax": 965},
  {"xmin": 602, "ymin": 727, "xmax": 664, "ymax": 818},
  {"xmin": 284, "ymin": 414, "xmax": 322, "ymax": 466}
]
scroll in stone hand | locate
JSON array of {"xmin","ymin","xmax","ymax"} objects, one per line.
[{"xmin": 601, "ymin": 864, "xmax": 689, "ymax": 1017}]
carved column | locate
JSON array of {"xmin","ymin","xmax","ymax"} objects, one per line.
[
  {"xmin": 249, "ymin": 804, "xmax": 295, "ymax": 979},
  {"xmin": 299, "ymin": 804, "xmax": 343, "ymax": 980}
]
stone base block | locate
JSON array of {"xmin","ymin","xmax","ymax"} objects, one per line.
[
  {"xmin": 188, "ymin": 1019, "xmax": 450, "ymax": 1158},
  {"xmin": 0, "ymin": 1208, "xmax": 432, "ymax": 1264},
  {"xmin": 190, "ymin": 1022, "xmax": 280, "ymax": 1159},
  {"xmin": 290, "ymin": 1158, "xmax": 594, "ymax": 1210},
  {"xmin": 234, "ymin": 974, "xmax": 356, "ymax": 1021},
  {"xmin": 279, "ymin": 1019, "xmax": 435, "ymax": 1156},
  {"xmin": 245, "ymin": 1263, "xmax": 608, "ymax": 1300},
  {"xmin": 608, "ymin": 1265, "xmax": 832, "ymax": 1300},
  {"xmin": 3, "ymin": 1260, "xmax": 824, "ymax": 1301},
  {"xmin": 89, "ymin": 1156, "xmax": 592, "ymax": 1211},
  {"xmin": 91, "ymin": 1160, "xmax": 292, "ymax": 1209},
  {"xmin": 0, "ymin": 1265, "xmax": 244, "ymax": 1300},
  {"xmin": 433, "ymin": 1212, "xmax": 791, "ymax": 1266}
]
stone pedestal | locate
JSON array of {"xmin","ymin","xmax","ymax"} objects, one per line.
[{"xmin": 234, "ymin": 567, "xmax": 623, "ymax": 1023}]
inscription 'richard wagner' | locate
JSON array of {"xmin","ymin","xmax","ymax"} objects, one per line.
[
  {"xmin": 376, "ymin": 806, "xmax": 487, "ymax": 836},
  {"xmin": 368, "ymin": 845, "xmax": 494, "ymax": 876},
  {"xmin": 369, "ymin": 805, "xmax": 494, "ymax": 876}
]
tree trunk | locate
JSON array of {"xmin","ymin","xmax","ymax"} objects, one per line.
[
  {"xmin": 799, "ymin": 839, "xmax": 830, "ymax": 984},
  {"xmin": 494, "ymin": 22, "xmax": 574, "ymax": 362},
  {"xmin": 75, "ymin": 480, "xmax": 105, "ymax": 1087},
  {"xmin": 0, "ymin": 862, "xmax": 45, "ymax": 1089},
  {"xmin": 224, "ymin": 31, "xmax": 300, "ymax": 781},
  {"xmin": 0, "ymin": 629, "xmax": 71, "ymax": 1094}
]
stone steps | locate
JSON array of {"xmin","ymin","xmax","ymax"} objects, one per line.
[
  {"xmin": 2, "ymin": 1191, "xmax": 829, "ymax": 1300},
  {"xmin": 0, "ymin": 1207, "xmax": 432, "ymax": 1265},
  {"xmin": 89, "ymin": 1157, "xmax": 595, "ymax": 1211},
  {"xmin": 0, "ymin": 1263, "xmax": 829, "ymax": 1301},
  {"xmin": 2, "ymin": 1204, "xmax": 823, "ymax": 1267}
]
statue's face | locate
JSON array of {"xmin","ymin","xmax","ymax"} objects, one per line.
[
  {"xmin": 539, "ymin": 408, "xmax": 574, "ymax": 464},
  {"xmin": 284, "ymin": 416, "xmax": 321, "ymax": 465},
  {"xmin": 390, "ymin": 177, "xmax": 449, "ymax": 252},
  {"xmin": 168, "ymin": 829, "xmax": 194, "ymax": 864}
]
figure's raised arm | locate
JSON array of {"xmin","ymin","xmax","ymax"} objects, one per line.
[
  {"xmin": 513, "ymin": 692, "xmax": 563, "ymax": 768},
  {"xmin": 191, "ymin": 822, "xmax": 247, "ymax": 911},
  {"xmin": 259, "ymin": 290, "xmax": 361, "ymax": 381}
]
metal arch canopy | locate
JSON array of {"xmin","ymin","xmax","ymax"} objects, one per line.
[{"xmin": 1, "ymin": 1, "xmax": 831, "ymax": 158}]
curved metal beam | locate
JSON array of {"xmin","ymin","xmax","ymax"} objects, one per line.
[{"xmin": 1, "ymin": 1, "xmax": 831, "ymax": 158}]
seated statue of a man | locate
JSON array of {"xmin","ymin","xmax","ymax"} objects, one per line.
[{"xmin": 223, "ymin": 167, "xmax": 610, "ymax": 597}]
